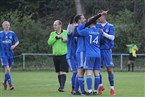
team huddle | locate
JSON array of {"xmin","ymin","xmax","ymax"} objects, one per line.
[
  {"xmin": 66, "ymin": 10, "xmax": 116, "ymax": 96},
  {"xmin": 48, "ymin": 10, "xmax": 116, "ymax": 95}
]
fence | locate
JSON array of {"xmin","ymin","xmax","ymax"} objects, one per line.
[{"xmin": 13, "ymin": 53, "xmax": 145, "ymax": 71}]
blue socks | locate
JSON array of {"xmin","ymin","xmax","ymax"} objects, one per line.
[
  {"xmin": 78, "ymin": 76, "xmax": 85, "ymax": 93},
  {"xmin": 108, "ymin": 73, "xmax": 114, "ymax": 86},
  {"xmin": 99, "ymin": 73, "xmax": 102, "ymax": 84},
  {"xmin": 74, "ymin": 76, "xmax": 79, "ymax": 92},
  {"xmin": 86, "ymin": 75, "xmax": 92, "ymax": 92},
  {"xmin": 72, "ymin": 72, "xmax": 77, "ymax": 89},
  {"xmin": 4, "ymin": 72, "xmax": 12, "ymax": 87},
  {"xmin": 94, "ymin": 75, "xmax": 100, "ymax": 91}
]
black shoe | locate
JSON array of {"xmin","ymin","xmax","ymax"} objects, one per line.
[
  {"xmin": 81, "ymin": 91, "xmax": 88, "ymax": 95},
  {"xmin": 86, "ymin": 92, "xmax": 93, "ymax": 96},
  {"xmin": 72, "ymin": 91, "xmax": 81, "ymax": 95},
  {"xmin": 58, "ymin": 88, "xmax": 64, "ymax": 92},
  {"xmin": 93, "ymin": 92, "xmax": 97, "ymax": 95}
]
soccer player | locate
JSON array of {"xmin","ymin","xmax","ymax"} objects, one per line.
[
  {"xmin": 66, "ymin": 16, "xmax": 78, "ymax": 94},
  {"xmin": 48, "ymin": 20, "xmax": 69, "ymax": 92},
  {"xmin": 73, "ymin": 15, "xmax": 87, "ymax": 95},
  {"xmin": 78, "ymin": 17, "xmax": 102, "ymax": 95},
  {"xmin": 0, "ymin": 21, "xmax": 19, "ymax": 90},
  {"xmin": 96, "ymin": 10, "xmax": 116, "ymax": 95}
]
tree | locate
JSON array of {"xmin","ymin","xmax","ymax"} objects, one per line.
[
  {"xmin": 134, "ymin": 0, "xmax": 144, "ymax": 23},
  {"xmin": 74, "ymin": 0, "xmax": 85, "ymax": 15}
]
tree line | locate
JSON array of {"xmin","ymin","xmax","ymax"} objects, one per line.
[{"xmin": 0, "ymin": 0, "xmax": 144, "ymax": 55}]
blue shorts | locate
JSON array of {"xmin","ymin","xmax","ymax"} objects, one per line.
[
  {"xmin": 76, "ymin": 51, "xmax": 85, "ymax": 68},
  {"xmin": 84, "ymin": 57, "xmax": 101, "ymax": 70},
  {"xmin": 67, "ymin": 56, "xmax": 78, "ymax": 71},
  {"xmin": 101, "ymin": 49, "xmax": 114, "ymax": 68},
  {"xmin": 1, "ymin": 57, "xmax": 14, "ymax": 67}
]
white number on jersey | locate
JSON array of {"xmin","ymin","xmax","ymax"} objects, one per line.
[{"xmin": 89, "ymin": 35, "xmax": 98, "ymax": 44}]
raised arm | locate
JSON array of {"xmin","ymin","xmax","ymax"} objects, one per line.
[
  {"xmin": 67, "ymin": 16, "xmax": 75, "ymax": 35},
  {"xmin": 85, "ymin": 10, "xmax": 108, "ymax": 28}
]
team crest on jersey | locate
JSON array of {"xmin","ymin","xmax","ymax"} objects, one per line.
[
  {"xmin": 9, "ymin": 36, "xmax": 12, "ymax": 39},
  {"xmin": 105, "ymin": 29, "xmax": 109, "ymax": 32}
]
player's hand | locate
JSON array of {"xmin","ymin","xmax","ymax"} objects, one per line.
[
  {"xmin": 11, "ymin": 45, "xmax": 16, "ymax": 50},
  {"xmin": 57, "ymin": 34, "xmax": 63, "ymax": 39},
  {"xmin": 99, "ymin": 28, "xmax": 104, "ymax": 34},
  {"xmin": 100, "ymin": 10, "xmax": 109, "ymax": 15},
  {"xmin": 70, "ymin": 15, "xmax": 75, "ymax": 24}
]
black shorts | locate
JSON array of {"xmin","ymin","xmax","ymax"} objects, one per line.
[
  {"xmin": 129, "ymin": 53, "xmax": 135, "ymax": 61},
  {"xmin": 53, "ymin": 54, "xmax": 69, "ymax": 73}
]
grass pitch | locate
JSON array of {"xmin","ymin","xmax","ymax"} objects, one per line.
[{"xmin": 0, "ymin": 71, "xmax": 144, "ymax": 97}]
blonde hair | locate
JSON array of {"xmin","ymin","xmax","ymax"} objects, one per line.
[{"xmin": 2, "ymin": 21, "xmax": 10, "ymax": 26}]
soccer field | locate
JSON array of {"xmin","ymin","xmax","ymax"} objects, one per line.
[{"xmin": 0, "ymin": 71, "xmax": 144, "ymax": 97}]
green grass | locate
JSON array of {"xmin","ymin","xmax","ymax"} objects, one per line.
[{"xmin": 0, "ymin": 71, "xmax": 144, "ymax": 97}]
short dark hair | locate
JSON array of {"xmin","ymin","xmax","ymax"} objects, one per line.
[{"xmin": 74, "ymin": 15, "xmax": 82, "ymax": 23}]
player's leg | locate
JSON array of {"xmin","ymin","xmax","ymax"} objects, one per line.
[
  {"xmin": 67, "ymin": 57, "xmax": 77, "ymax": 94},
  {"xmin": 59, "ymin": 55, "xmax": 69, "ymax": 92},
  {"xmin": 130, "ymin": 60, "xmax": 134, "ymax": 72},
  {"xmin": 73, "ymin": 72, "xmax": 81, "ymax": 95},
  {"xmin": 73, "ymin": 56, "xmax": 80, "ymax": 95},
  {"xmin": 53, "ymin": 56, "xmax": 61, "ymax": 91},
  {"xmin": 76, "ymin": 52, "xmax": 86, "ymax": 94},
  {"xmin": 1, "ymin": 57, "xmax": 14, "ymax": 90},
  {"xmin": 7, "ymin": 58, "xmax": 14, "ymax": 90},
  {"xmin": 94, "ymin": 70, "xmax": 100, "ymax": 95},
  {"xmin": 86, "ymin": 70, "xmax": 93, "ymax": 95},
  {"xmin": 1, "ymin": 57, "xmax": 9, "ymax": 90},
  {"xmin": 128, "ymin": 54, "xmax": 133, "ymax": 71},
  {"xmin": 104, "ymin": 50, "xmax": 116, "ymax": 95},
  {"xmin": 97, "ymin": 73, "xmax": 105, "ymax": 94},
  {"xmin": 131, "ymin": 57, "xmax": 135, "ymax": 72},
  {"xmin": 93, "ymin": 57, "xmax": 102, "ymax": 95},
  {"xmin": 98, "ymin": 53, "xmax": 105, "ymax": 95},
  {"xmin": 106, "ymin": 67, "xmax": 116, "ymax": 95},
  {"xmin": 127, "ymin": 60, "xmax": 131, "ymax": 71},
  {"xmin": 84, "ymin": 57, "xmax": 94, "ymax": 95}
]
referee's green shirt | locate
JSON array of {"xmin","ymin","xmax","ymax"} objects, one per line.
[{"xmin": 48, "ymin": 30, "xmax": 67, "ymax": 55}]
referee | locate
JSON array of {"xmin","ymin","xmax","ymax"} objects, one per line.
[{"xmin": 48, "ymin": 20, "xmax": 69, "ymax": 92}]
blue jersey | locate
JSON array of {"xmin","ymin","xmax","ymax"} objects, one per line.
[
  {"xmin": 78, "ymin": 25, "xmax": 102, "ymax": 57},
  {"xmin": 96, "ymin": 22, "xmax": 115, "ymax": 49},
  {"xmin": 66, "ymin": 32, "xmax": 77, "ymax": 59},
  {"xmin": 75, "ymin": 24, "xmax": 85, "ymax": 53},
  {"xmin": 0, "ymin": 31, "xmax": 19, "ymax": 58}
]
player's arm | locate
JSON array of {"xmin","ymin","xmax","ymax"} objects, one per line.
[
  {"xmin": 74, "ymin": 26, "xmax": 79, "ymax": 37},
  {"xmin": 48, "ymin": 32, "xmax": 57, "ymax": 45},
  {"xmin": 99, "ymin": 26, "xmax": 115, "ymax": 41},
  {"xmin": 11, "ymin": 41, "xmax": 19, "ymax": 50},
  {"xmin": 77, "ymin": 24, "xmax": 88, "ymax": 36},
  {"xmin": 67, "ymin": 24, "xmax": 73, "ymax": 35},
  {"xmin": 132, "ymin": 45, "xmax": 139, "ymax": 51},
  {"xmin": 11, "ymin": 33, "xmax": 19, "ymax": 50},
  {"xmin": 85, "ymin": 14, "xmax": 101, "ymax": 27},
  {"xmin": 85, "ymin": 11, "xmax": 108, "ymax": 28},
  {"xmin": 67, "ymin": 16, "xmax": 75, "ymax": 35},
  {"xmin": 126, "ymin": 44, "xmax": 133, "ymax": 47}
]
